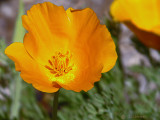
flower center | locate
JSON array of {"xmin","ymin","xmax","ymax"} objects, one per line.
[{"xmin": 45, "ymin": 51, "xmax": 73, "ymax": 77}]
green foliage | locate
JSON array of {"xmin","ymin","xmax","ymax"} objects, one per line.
[
  {"xmin": 57, "ymin": 64, "xmax": 160, "ymax": 120},
  {"xmin": 20, "ymin": 83, "xmax": 50, "ymax": 120},
  {"xmin": 12, "ymin": 0, "xmax": 25, "ymax": 43},
  {"xmin": 9, "ymin": 0, "xmax": 26, "ymax": 119},
  {"xmin": 0, "ymin": 39, "xmax": 13, "ymax": 119}
]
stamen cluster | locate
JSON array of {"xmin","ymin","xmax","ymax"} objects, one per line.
[{"xmin": 45, "ymin": 51, "xmax": 73, "ymax": 77}]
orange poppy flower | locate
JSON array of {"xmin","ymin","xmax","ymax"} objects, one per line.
[
  {"xmin": 5, "ymin": 2, "xmax": 117, "ymax": 93},
  {"xmin": 110, "ymin": 0, "xmax": 160, "ymax": 50}
]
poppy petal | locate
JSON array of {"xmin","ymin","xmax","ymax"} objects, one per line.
[
  {"xmin": 111, "ymin": 0, "xmax": 160, "ymax": 34},
  {"xmin": 98, "ymin": 25, "xmax": 118, "ymax": 73},
  {"xmin": 53, "ymin": 8, "xmax": 117, "ymax": 92},
  {"xmin": 33, "ymin": 83, "xmax": 59, "ymax": 93},
  {"xmin": 22, "ymin": 2, "xmax": 70, "ymax": 65},
  {"xmin": 5, "ymin": 43, "xmax": 59, "ymax": 92}
]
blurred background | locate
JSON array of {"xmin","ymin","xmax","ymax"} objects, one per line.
[{"xmin": 0, "ymin": 0, "xmax": 160, "ymax": 120}]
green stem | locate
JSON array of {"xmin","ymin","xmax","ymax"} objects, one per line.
[
  {"xmin": 52, "ymin": 90, "xmax": 59, "ymax": 120},
  {"xmin": 10, "ymin": 73, "xmax": 22, "ymax": 119}
]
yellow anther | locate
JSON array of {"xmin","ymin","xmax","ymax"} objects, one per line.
[{"xmin": 45, "ymin": 51, "xmax": 73, "ymax": 77}]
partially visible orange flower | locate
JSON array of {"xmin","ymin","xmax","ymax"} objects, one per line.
[
  {"xmin": 110, "ymin": 0, "xmax": 160, "ymax": 50},
  {"xmin": 5, "ymin": 2, "xmax": 117, "ymax": 93}
]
